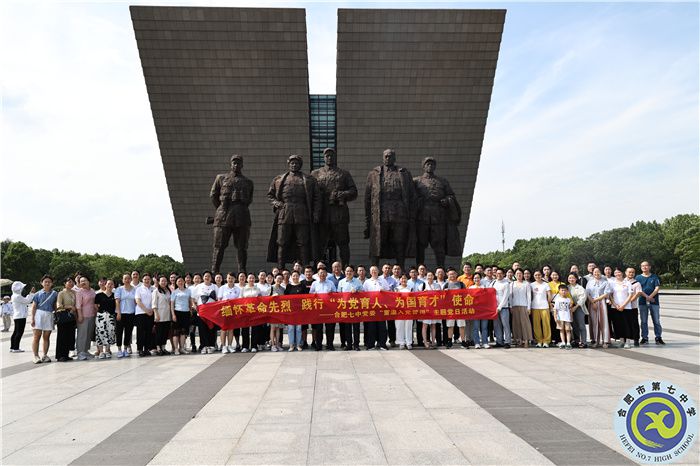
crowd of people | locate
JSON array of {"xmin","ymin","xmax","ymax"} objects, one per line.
[{"xmin": 4, "ymin": 259, "xmax": 665, "ymax": 364}]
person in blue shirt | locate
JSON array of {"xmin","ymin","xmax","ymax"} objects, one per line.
[
  {"xmin": 635, "ymin": 261, "xmax": 664, "ymax": 345},
  {"xmin": 406, "ymin": 266, "xmax": 426, "ymax": 347},
  {"xmin": 309, "ymin": 269, "xmax": 336, "ymax": 350},
  {"xmin": 30, "ymin": 275, "xmax": 58, "ymax": 364},
  {"xmin": 338, "ymin": 265, "xmax": 363, "ymax": 351}
]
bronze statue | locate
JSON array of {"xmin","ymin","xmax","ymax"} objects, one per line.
[
  {"xmin": 364, "ymin": 149, "xmax": 416, "ymax": 270},
  {"xmin": 209, "ymin": 154, "xmax": 254, "ymax": 273},
  {"xmin": 267, "ymin": 154, "xmax": 321, "ymax": 269},
  {"xmin": 413, "ymin": 157, "xmax": 462, "ymax": 268},
  {"xmin": 311, "ymin": 148, "xmax": 358, "ymax": 266}
]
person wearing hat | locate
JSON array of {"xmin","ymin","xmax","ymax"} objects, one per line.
[
  {"xmin": 1, "ymin": 295, "xmax": 12, "ymax": 332},
  {"xmin": 10, "ymin": 281, "xmax": 35, "ymax": 352},
  {"xmin": 267, "ymin": 154, "xmax": 321, "ymax": 270},
  {"xmin": 412, "ymin": 156, "xmax": 461, "ymax": 269},
  {"xmin": 209, "ymin": 154, "xmax": 254, "ymax": 274}
]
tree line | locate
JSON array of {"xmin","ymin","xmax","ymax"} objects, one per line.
[
  {"xmin": 1, "ymin": 213, "xmax": 698, "ymax": 293},
  {"xmin": 0, "ymin": 241, "xmax": 184, "ymax": 293},
  {"xmin": 463, "ymin": 213, "xmax": 699, "ymax": 286}
]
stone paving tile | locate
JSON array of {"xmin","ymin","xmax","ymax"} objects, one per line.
[{"xmin": 308, "ymin": 435, "xmax": 387, "ymax": 465}]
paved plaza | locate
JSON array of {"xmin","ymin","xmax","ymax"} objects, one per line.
[{"xmin": 1, "ymin": 293, "xmax": 698, "ymax": 465}]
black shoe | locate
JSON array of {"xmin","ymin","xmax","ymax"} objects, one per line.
[
  {"xmin": 494, "ymin": 343, "xmax": 504, "ymax": 348},
  {"xmin": 343, "ymin": 346, "xmax": 352, "ymax": 351},
  {"xmin": 354, "ymin": 346, "xmax": 361, "ymax": 351},
  {"xmin": 460, "ymin": 341, "xmax": 468, "ymax": 348},
  {"xmin": 446, "ymin": 341, "xmax": 453, "ymax": 349},
  {"xmin": 315, "ymin": 346, "xmax": 321, "ymax": 351},
  {"xmin": 340, "ymin": 343, "xmax": 346, "ymax": 350},
  {"xmin": 302, "ymin": 342, "xmax": 309, "ymax": 349},
  {"xmin": 390, "ymin": 341, "xmax": 397, "ymax": 348},
  {"xmin": 656, "ymin": 337, "xmax": 666, "ymax": 345},
  {"xmin": 504, "ymin": 344, "xmax": 511, "ymax": 349},
  {"xmin": 640, "ymin": 338, "xmax": 648, "ymax": 345},
  {"xmin": 634, "ymin": 340, "xmax": 640, "ymax": 347},
  {"xmin": 327, "ymin": 345, "xmax": 335, "ymax": 351},
  {"xmin": 310, "ymin": 342, "xmax": 317, "ymax": 350}
]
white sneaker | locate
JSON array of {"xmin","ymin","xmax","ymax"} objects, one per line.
[
  {"xmin": 297, "ymin": 346, "xmax": 303, "ymax": 352},
  {"xmin": 474, "ymin": 344, "xmax": 481, "ymax": 349},
  {"xmin": 543, "ymin": 343, "xmax": 549, "ymax": 348},
  {"xmin": 558, "ymin": 342, "xmax": 565, "ymax": 349},
  {"xmin": 251, "ymin": 347, "xmax": 257, "ymax": 353},
  {"xmin": 536, "ymin": 343, "xmax": 542, "ymax": 348},
  {"xmin": 98, "ymin": 353, "xmax": 107, "ymax": 359},
  {"xmin": 483, "ymin": 344, "xmax": 490, "ymax": 349},
  {"xmin": 228, "ymin": 345, "xmax": 236, "ymax": 353},
  {"xmin": 200, "ymin": 348, "xmax": 207, "ymax": 354},
  {"xmin": 241, "ymin": 348, "xmax": 249, "ymax": 353},
  {"xmin": 623, "ymin": 343, "xmax": 631, "ymax": 349},
  {"xmin": 41, "ymin": 355, "xmax": 51, "ymax": 363},
  {"xmin": 105, "ymin": 352, "xmax": 112, "ymax": 358},
  {"xmin": 399, "ymin": 344, "xmax": 405, "ymax": 350},
  {"xmin": 406, "ymin": 345, "xmax": 412, "ymax": 350},
  {"xmin": 271, "ymin": 346, "xmax": 278, "ymax": 352},
  {"xmin": 222, "ymin": 346, "xmax": 229, "ymax": 354},
  {"xmin": 33, "ymin": 355, "xmax": 42, "ymax": 364},
  {"xmin": 174, "ymin": 349, "xmax": 181, "ymax": 355},
  {"xmin": 209, "ymin": 346, "xmax": 216, "ymax": 354},
  {"xmin": 288, "ymin": 347, "xmax": 295, "ymax": 352}
]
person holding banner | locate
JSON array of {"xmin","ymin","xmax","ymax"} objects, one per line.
[
  {"xmin": 443, "ymin": 268, "xmax": 467, "ymax": 349},
  {"xmin": 285, "ymin": 271, "xmax": 306, "ymax": 351},
  {"xmin": 363, "ymin": 266, "xmax": 388, "ymax": 351},
  {"xmin": 338, "ymin": 265, "xmax": 363, "ymax": 351},
  {"xmin": 309, "ymin": 269, "xmax": 337, "ymax": 350},
  {"xmin": 240, "ymin": 274, "xmax": 261, "ymax": 352},
  {"xmin": 470, "ymin": 273, "xmax": 490, "ymax": 349},
  {"xmin": 422, "ymin": 271, "xmax": 440, "ymax": 349},
  {"xmin": 395, "ymin": 275, "xmax": 414, "ymax": 349},
  {"xmin": 217, "ymin": 272, "xmax": 240, "ymax": 353},
  {"xmin": 378, "ymin": 264, "xmax": 397, "ymax": 348}
]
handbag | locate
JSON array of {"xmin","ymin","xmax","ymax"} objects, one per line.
[{"xmin": 54, "ymin": 309, "xmax": 75, "ymax": 325}]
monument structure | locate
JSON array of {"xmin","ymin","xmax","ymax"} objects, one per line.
[
  {"xmin": 131, "ymin": 6, "xmax": 505, "ymax": 271},
  {"xmin": 311, "ymin": 148, "xmax": 358, "ymax": 266},
  {"xmin": 209, "ymin": 155, "xmax": 254, "ymax": 273}
]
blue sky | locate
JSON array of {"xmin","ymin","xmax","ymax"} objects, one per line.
[{"xmin": 1, "ymin": 1, "xmax": 698, "ymax": 261}]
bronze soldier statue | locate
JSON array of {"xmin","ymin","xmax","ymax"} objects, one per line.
[
  {"xmin": 267, "ymin": 154, "xmax": 321, "ymax": 270},
  {"xmin": 364, "ymin": 149, "xmax": 416, "ymax": 270},
  {"xmin": 311, "ymin": 148, "xmax": 358, "ymax": 266},
  {"xmin": 413, "ymin": 157, "xmax": 462, "ymax": 268},
  {"xmin": 210, "ymin": 154, "xmax": 254, "ymax": 273}
]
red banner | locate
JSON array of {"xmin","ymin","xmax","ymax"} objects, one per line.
[{"xmin": 198, "ymin": 288, "xmax": 497, "ymax": 330}]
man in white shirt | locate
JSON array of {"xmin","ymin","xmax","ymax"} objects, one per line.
[
  {"xmin": 407, "ymin": 266, "xmax": 426, "ymax": 346},
  {"xmin": 362, "ymin": 266, "xmax": 388, "ymax": 350},
  {"xmin": 309, "ymin": 269, "xmax": 336, "ymax": 350},
  {"xmin": 492, "ymin": 268, "xmax": 512, "ymax": 348},
  {"xmin": 378, "ymin": 263, "xmax": 398, "ymax": 347},
  {"xmin": 338, "ymin": 265, "xmax": 363, "ymax": 351}
]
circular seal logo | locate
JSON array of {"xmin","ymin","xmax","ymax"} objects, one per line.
[{"xmin": 614, "ymin": 380, "xmax": 697, "ymax": 464}]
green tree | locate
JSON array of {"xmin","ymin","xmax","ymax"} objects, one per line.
[
  {"xmin": 1, "ymin": 241, "xmax": 42, "ymax": 286},
  {"xmin": 676, "ymin": 226, "xmax": 700, "ymax": 283}
]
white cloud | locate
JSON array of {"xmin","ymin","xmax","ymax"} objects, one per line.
[
  {"xmin": 1, "ymin": 2, "xmax": 697, "ymax": 264},
  {"xmin": 464, "ymin": 5, "xmax": 699, "ymax": 254}
]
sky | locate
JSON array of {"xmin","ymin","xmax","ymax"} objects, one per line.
[{"xmin": 1, "ymin": 1, "xmax": 698, "ymax": 262}]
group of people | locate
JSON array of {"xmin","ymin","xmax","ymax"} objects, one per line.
[{"xmin": 5, "ymin": 259, "xmax": 664, "ymax": 363}]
